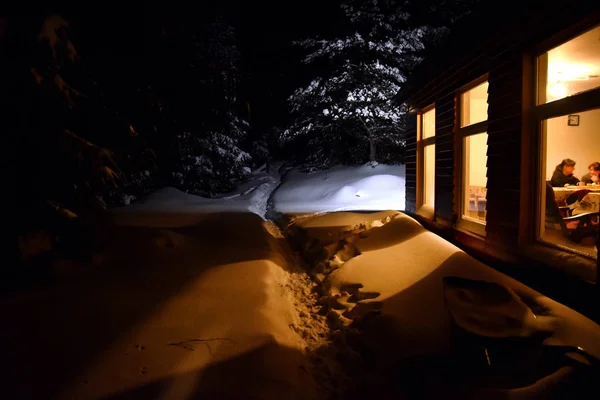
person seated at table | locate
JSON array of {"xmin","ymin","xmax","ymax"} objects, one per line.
[
  {"xmin": 550, "ymin": 158, "xmax": 584, "ymax": 187},
  {"xmin": 581, "ymin": 162, "xmax": 600, "ymax": 184}
]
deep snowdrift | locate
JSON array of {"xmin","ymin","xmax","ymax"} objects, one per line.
[
  {"xmin": 6, "ymin": 165, "xmax": 597, "ymax": 398},
  {"xmin": 114, "ymin": 166, "xmax": 281, "ymax": 220},
  {"xmin": 1, "ymin": 203, "xmax": 316, "ymax": 399},
  {"xmin": 116, "ymin": 163, "xmax": 405, "ymax": 221},
  {"xmin": 274, "ymin": 163, "xmax": 405, "ymax": 214},
  {"xmin": 289, "ymin": 211, "xmax": 600, "ymax": 397}
]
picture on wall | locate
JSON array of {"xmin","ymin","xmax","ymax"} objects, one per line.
[{"xmin": 567, "ymin": 114, "xmax": 580, "ymax": 126}]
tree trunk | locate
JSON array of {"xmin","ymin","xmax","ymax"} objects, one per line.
[{"xmin": 369, "ymin": 138, "xmax": 376, "ymax": 162}]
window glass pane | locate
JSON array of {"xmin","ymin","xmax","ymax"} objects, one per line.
[
  {"xmin": 424, "ymin": 144, "xmax": 435, "ymax": 208},
  {"xmin": 539, "ymin": 24, "xmax": 600, "ymax": 104},
  {"xmin": 540, "ymin": 108, "xmax": 600, "ymax": 269},
  {"xmin": 422, "ymin": 108, "xmax": 435, "ymax": 139},
  {"xmin": 462, "ymin": 132, "xmax": 488, "ymax": 224},
  {"xmin": 460, "ymin": 81, "xmax": 488, "ymax": 127}
]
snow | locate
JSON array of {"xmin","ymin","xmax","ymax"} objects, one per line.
[
  {"xmin": 4, "ymin": 166, "xmax": 599, "ymax": 398},
  {"xmin": 274, "ymin": 163, "xmax": 405, "ymax": 214},
  {"xmin": 323, "ymin": 212, "xmax": 600, "ymax": 359},
  {"xmin": 1, "ymin": 205, "xmax": 316, "ymax": 399},
  {"xmin": 290, "ymin": 211, "xmax": 600, "ymax": 396},
  {"xmin": 114, "ymin": 165, "xmax": 282, "ymax": 221},
  {"xmin": 286, "ymin": 8, "xmax": 412, "ymax": 167},
  {"xmin": 116, "ymin": 163, "xmax": 404, "ymax": 220}
]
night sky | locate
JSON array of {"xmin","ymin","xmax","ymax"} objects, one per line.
[
  {"xmin": 234, "ymin": 0, "xmax": 347, "ymax": 129},
  {"xmin": 50, "ymin": 1, "xmax": 345, "ymax": 129}
]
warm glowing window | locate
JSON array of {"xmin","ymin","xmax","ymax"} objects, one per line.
[
  {"xmin": 422, "ymin": 107, "xmax": 436, "ymax": 139},
  {"xmin": 538, "ymin": 108, "xmax": 600, "ymax": 263},
  {"xmin": 424, "ymin": 143, "xmax": 435, "ymax": 209},
  {"xmin": 536, "ymin": 24, "xmax": 600, "ymax": 274},
  {"xmin": 538, "ymin": 25, "xmax": 600, "ymax": 104},
  {"xmin": 458, "ymin": 79, "xmax": 488, "ymax": 229},
  {"xmin": 460, "ymin": 81, "xmax": 489, "ymax": 127},
  {"xmin": 462, "ymin": 133, "xmax": 488, "ymax": 224},
  {"xmin": 418, "ymin": 107, "xmax": 435, "ymax": 212}
]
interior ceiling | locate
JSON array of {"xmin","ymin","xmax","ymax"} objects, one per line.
[
  {"xmin": 469, "ymin": 81, "xmax": 489, "ymax": 99},
  {"xmin": 548, "ymin": 24, "xmax": 600, "ymax": 85},
  {"xmin": 546, "ymin": 24, "xmax": 600, "ymax": 99},
  {"xmin": 452, "ymin": 26, "xmax": 599, "ymax": 103},
  {"xmin": 549, "ymin": 25, "xmax": 600, "ymax": 74}
]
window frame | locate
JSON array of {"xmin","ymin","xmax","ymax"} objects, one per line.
[
  {"xmin": 416, "ymin": 103, "xmax": 436, "ymax": 218},
  {"xmin": 533, "ymin": 22, "xmax": 600, "ymax": 261},
  {"xmin": 455, "ymin": 74, "xmax": 489, "ymax": 237}
]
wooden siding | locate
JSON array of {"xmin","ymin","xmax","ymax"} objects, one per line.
[
  {"xmin": 434, "ymin": 93, "xmax": 455, "ymax": 222},
  {"xmin": 396, "ymin": 1, "xmax": 599, "ymax": 105},
  {"xmin": 403, "ymin": 4, "xmax": 600, "ymax": 250},
  {"xmin": 485, "ymin": 53, "xmax": 523, "ymax": 244},
  {"xmin": 405, "ymin": 115, "xmax": 417, "ymax": 214},
  {"xmin": 405, "ymin": 51, "xmax": 525, "ymax": 244},
  {"xmin": 404, "ymin": 52, "xmax": 490, "ymax": 221}
]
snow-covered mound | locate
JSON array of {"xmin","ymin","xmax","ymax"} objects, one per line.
[
  {"xmin": 116, "ymin": 163, "xmax": 405, "ymax": 220},
  {"xmin": 1, "ymin": 212, "xmax": 316, "ymax": 399},
  {"xmin": 274, "ymin": 163, "xmax": 405, "ymax": 214},
  {"xmin": 289, "ymin": 211, "xmax": 600, "ymax": 397},
  {"xmin": 112, "ymin": 167, "xmax": 280, "ymax": 220}
]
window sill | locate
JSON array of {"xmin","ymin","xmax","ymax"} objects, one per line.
[
  {"xmin": 519, "ymin": 243, "xmax": 597, "ymax": 284},
  {"xmin": 456, "ymin": 218, "xmax": 487, "ymax": 238},
  {"xmin": 416, "ymin": 205, "xmax": 435, "ymax": 220}
]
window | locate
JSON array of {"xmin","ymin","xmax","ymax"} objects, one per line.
[
  {"xmin": 457, "ymin": 80, "xmax": 489, "ymax": 231},
  {"xmin": 538, "ymin": 25, "xmax": 600, "ymax": 104},
  {"xmin": 417, "ymin": 106, "xmax": 435, "ymax": 214},
  {"xmin": 424, "ymin": 143, "xmax": 435, "ymax": 208},
  {"xmin": 536, "ymin": 24, "xmax": 600, "ymax": 268}
]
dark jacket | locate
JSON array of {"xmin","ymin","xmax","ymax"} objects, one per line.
[
  {"xmin": 550, "ymin": 169, "xmax": 580, "ymax": 187},
  {"xmin": 581, "ymin": 173, "xmax": 593, "ymax": 184}
]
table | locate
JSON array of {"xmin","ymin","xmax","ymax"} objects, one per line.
[
  {"xmin": 572, "ymin": 192, "xmax": 600, "ymax": 215},
  {"xmin": 552, "ymin": 186, "xmax": 600, "ymax": 204}
]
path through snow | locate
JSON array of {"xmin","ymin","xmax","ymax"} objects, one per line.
[
  {"xmin": 115, "ymin": 163, "xmax": 286, "ymax": 221},
  {"xmin": 285, "ymin": 211, "xmax": 600, "ymax": 398},
  {"xmin": 247, "ymin": 173, "xmax": 281, "ymax": 219},
  {"xmin": 118, "ymin": 162, "xmax": 404, "ymax": 221}
]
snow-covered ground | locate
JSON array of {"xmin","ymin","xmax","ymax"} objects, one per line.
[
  {"xmin": 118, "ymin": 162, "xmax": 405, "ymax": 220},
  {"xmin": 1, "ymin": 199, "xmax": 317, "ymax": 399},
  {"xmin": 290, "ymin": 211, "xmax": 600, "ymax": 397},
  {"xmin": 3, "ymin": 163, "xmax": 599, "ymax": 399},
  {"xmin": 115, "ymin": 164, "xmax": 283, "ymax": 220},
  {"xmin": 274, "ymin": 163, "xmax": 405, "ymax": 215}
]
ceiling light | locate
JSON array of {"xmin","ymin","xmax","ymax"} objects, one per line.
[
  {"xmin": 548, "ymin": 82, "xmax": 568, "ymax": 99},
  {"xmin": 548, "ymin": 62, "xmax": 591, "ymax": 81}
]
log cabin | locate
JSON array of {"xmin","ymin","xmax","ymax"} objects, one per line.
[{"xmin": 394, "ymin": 0, "xmax": 600, "ymax": 313}]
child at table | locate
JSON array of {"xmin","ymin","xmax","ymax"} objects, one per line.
[
  {"xmin": 593, "ymin": 164, "xmax": 600, "ymax": 184},
  {"xmin": 581, "ymin": 162, "xmax": 600, "ymax": 184},
  {"xmin": 550, "ymin": 158, "xmax": 584, "ymax": 187}
]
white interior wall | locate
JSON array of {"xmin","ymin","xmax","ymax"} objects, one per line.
[
  {"xmin": 424, "ymin": 144, "xmax": 435, "ymax": 207},
  {"xmin": 467, "ymin": 132, "xmax": 488, "ymax": 187},
  {"xmin": 545, "ymin": 108, "xmax": 600, "ymax": 180}
]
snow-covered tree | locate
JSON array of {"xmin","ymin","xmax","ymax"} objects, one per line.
[
  {"xmin": 1, "ymin": 13, "xmax": 163, "ymax": 264},
  {"xmin": 18, "ymin": 15, "xmax": 157, "ymax": 212},
  {"xmin": 284, "ymin": 0, "xmax": 476, "ymax": 167},
  {"xmin": 173, "ymin": 114, "xmax": 251, "ymax": 196},
  {"xmin": 166, "ymin": 18, "xmax": 253, "ymax": 195}
]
